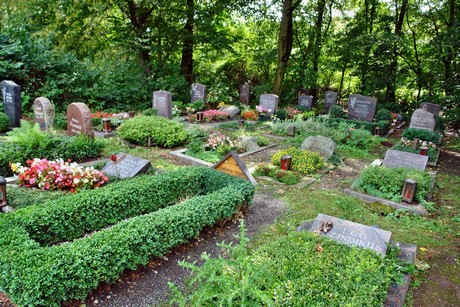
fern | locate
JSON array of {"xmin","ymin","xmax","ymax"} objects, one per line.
[{"xmin": 6, "ymin": 120, "xmax": 51, "ymax": 149}]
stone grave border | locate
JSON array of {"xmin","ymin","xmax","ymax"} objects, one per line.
[
  {"xmin": 296, "ymin": 219, "xmax": 416, "ymax": 307},
  {"xmin": 390, "ymin": 134, "xmax": 443, "ymax": 167}
]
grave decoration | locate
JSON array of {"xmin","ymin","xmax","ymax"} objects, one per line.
[
  {"xmin": 212, "ymin": 151, "xmax": 257, "ymax": 185},
  {"xmin": 33, "ymin": 97, "xmax": 54, "ymax": 131},
  {"xmin": 152, "ymin": 90, "xmax": 173, "ymax": 119},
  {"xmin": 409, "ymin": 109, "xmax": 435, "ymax": 131},
  {"xmin": 102, "ymin": 153, "xmax": 152, "ymax": 179},
  {"xmin": 324, "ymin": 91, "xmax": 338, "ymax": 111},
  {"xmin": 67, "ymin": 102, "xmax": 94, "ymax": 138},
  {"xmin": 347, "ymin": 94, "xmax": 378, "ymax": 122},
  {"xmin": 191, "ymin": 83, "xmax": 206, "ymax": 103},
  {"xmin": 1, "ymin": 80, "xmax": 22, "ymax": 128},
  {"xmin": 259, "ymin": 94, "xmax": 278, "ymax": 118},
  {"xmin": 392, "ymin": 128, "xmax": 441, "ymax": 164},
  {"xmin": 300, "ymin": 136, "xmax": 336, "ymax": 160},
  {"xmin": 239, "ymin": 82, "xmax": 250, "ymax": 105},
  {"xmin": 382, "ymin": 149, "xmax": 428, "ymax": 171}
]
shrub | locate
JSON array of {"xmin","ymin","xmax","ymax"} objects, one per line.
[
  {"xmin": 7, "ymin": 186, "xmax": 69, "ymax": 209},
  {"xmin": 271, "ymin": 147, "xmax": 325, "ymax": 175},
  {"xmin": 328, "ymin": 105, "xmax": 345, "ymax": 118},
  {"xmin": 0, "ymin": 112, "xmax": 9, "ymax": 132},
  {"xmin": 256, "ymin": 136, "xmax": 270, "ymax": 146},
  {"xmin": 117, "ymin": 115, "xmax": 188, "ymax": 147},
  {"xmin": 141, "ymin": 108, "xmax": 158, "ymax": 117},
  {"xmin": 275, "ymin": 108, "xmax": 288, "ymax": 120},
  {"xmin": 6, "ymin": 120, "xmax": 51, "ymax": 149},
  {"xmin": 276, "ymin": 169, "xmax": 300, "ymax": 185},
  {"xmin": 375, "ymin": 109, "xmax": 392, "ymax": 122},
  {"xmin": 401, "ymin": 128, "xmax": 441, "ymax": 145},
  {"xmin": 52, "ymin": 113, "xmax": 67, "ymax": 130}
]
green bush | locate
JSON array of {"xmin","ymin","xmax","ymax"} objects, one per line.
[
  {"xmin": 141, "ymin": 108, "xmax": 158, "ymax": 116},
  {"xmin": 275, "ymin": 109, "xmax": 288, "ymax": 120},
  {"xmin": 402, "ymin": 128, "xmax": 442, "ymax": 145},
  {"xmin": 351, "ymin": 166, "xmax": 433, "ymax": 203},
  {"xmin": 0, "ymin": 167, "xmax": 254, "ymax": 306},
  {"xmin": 117, "ymin": 115, "xmax": 188, "ymax": 147},
  {"xmin": 0, "ymin": 112, "xmax": 10, "ymax": 132},
  {"xmin": 256, "ymin": 135, "xmax": 270, "ymax": 146},
  {"xmin": 52, "ymin": 113, "xmax": 68, "ymax": 130},
  {"xmin": 276, "ymin": 169, "xmax": 300, "ymax": 185},
  {"xmin": 271, "ymin": 147, "xmax": 325, "ymax": 175},
  {"xmin": 328, "ymin": 105, "xmax": 346, "ymax": 118},
  {"xmin": 375, "ymin": 109, "xmax": 392, "ymax": 122}
]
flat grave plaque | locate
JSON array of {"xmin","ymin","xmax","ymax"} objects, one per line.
[
  {"xmin": 347, "ymin": 94, "xmax": 377, "ymax": 122},
  {"xmin": 152, "ymin": 90, "xmax": 172, "ymax": 119},
  {"xmin": 219, "ymin": 105, "xmax": 239, "ymax": 119},
  {"xmin": 1, "ymin": 80, "xmax": 22, "ymax": 128},
  {"xmin": 300, "ymin": 136, "xmax": 336, "ymax": 160},
  {"xmin": 409, "ymin": 109, "xmax": 435, "ymax": 131},
  {"xmin": 102, "ymin": 153, "xmax": 151, "ymax": 179},
  {"xmin": 382, "ymin": 149, "xmax": 429, "ymax": 171}
]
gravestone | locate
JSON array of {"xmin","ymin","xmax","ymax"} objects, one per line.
[
  {"xmin": 152, "ymin": 90, "xmax": 172, "ymax": 119},
  {"xmin": 1, "ymin": 80, "xmax": 22, "ymax": 128},
  {"xmin": 297, "ymin": 213, "xmax": 392, "ymax": 257},
  {"xmin": 102, "ymin": 153, "xmax": 151, "ymax": 179},
  {"xmin": 33, "ymin": 97, "xmax": 54, "ymax": 131},
  {"xmin": 212, "ymin": 151, "xmax": 257, "ymax": 185},
  {"xmin": 298, "ymin": 89, "xmax": 313, "ymax": 110},
  {"xmin": 324, "ymin": 91, "xmax": 338, "ymax": 111},
  {"xmin": 219, "ymin": 105, "xmax": 240, "ymax": 119},
  {"xmin": 66, "ymin": 102, "xmax": 94, "ymax": 138},
  {"xmin": 259, "ymin": 94, "xmax": 278, "ymax": 118},
  {"xmin": 420, "ymin": 102, "xmax": 441, "ymax": 123},
  {"xmin": 347, "ymin": 94, "xmax": 377, "ymax": 122},
  {"xmin": 382, "ymin": 149, "xmax": 429, "ymax": 171},
  {"xmin": 191, "ymin": 83, "xmax": 206, "ymax": 104},
  {"xmin": 300, "ymin": 136, "xmax": 336, "ymax": 160},
  {"xmin": 239, "ymin": 83, "xmax": 250, "ymax": 105},
  {"xmin": 409, "ymin": 109, "xmax": 435, "ymax": 131}
]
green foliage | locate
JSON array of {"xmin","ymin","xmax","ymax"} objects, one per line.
[
  {"xmin": 275, "ymin": 109, "xmax": 288, "ymax": 120},
  {"xmin": 141, "ymin": 108, "xmax": 158, "ymax": 117},
  {"xmin": 328, "ymin": 105, "xmax": 346, "ymax": 119},
  {"xmin": 276, "ymin": 169, "xmax": 300, "ymax": 185},
  {"xmin": 271, "ymin": 147, "xmax": 325, "ymax": 175},
  {"xmin": 117, "ymin": 115, "xmax": 188, "ymax": 148},
  {"xmin": 0, "ymin": 112, "xmax": 10, "ymax": 132},
  {"xmin": 319, "ymin": 117, "xmax": 390, "ymax": 134},
  {"xmin": 256, "ymin": 135, "xmax": 270, "ymax": 146},
  {"xmin": 186, "ymin": 138, "xmax": 205, "ymax": 154},
  {"xmin": 352, "ymin": 166, "xmax": 433, "ymax": 203},
  {"xmin": 7, "ymin": 120, "xmax": 51, "ymax": 149},
  {"xmin": 216, "ymin": 143, "xmax": 232, "ymax": 156},
  {"xmin": 0, "ymin": 167, "xmax": 255, "ymax": 306},
  {"xmin": 375, "ymin": 109, "xmax": 392, "ymax": 122},
  {"xmin": 52, "ymin": 113, "xmax": 67, "ymax": 130},
  {"xmin": 253, "ymin": 163, "xmax": 277, "ymax": 178},
  {"xmin": 6, "ymin": 187, "xmax": 69, "ymax": 209},
  {"xmin": 392, "ymin": 142, "xmax": 438, "ymax": 162},
  {"xmin": 402, "ymin": 128, "xmax": 442, "ymax": 145},
  {"xmin": 185, "ymin": 150, "xmax": 222, "ymax": 163},
  {"xmin": 190, "ymin": 100, "xmax": 205, "ymax": 112}
]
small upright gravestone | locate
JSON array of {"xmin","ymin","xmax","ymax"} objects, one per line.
[
  {"xmin": 409, "ymin": 109, "xmax": 435, "ymax": 131},
  {"xmin": 347, "ymin": 94, "xmax": 377, "ymax": 122},
  {"xmin": 239, "ymin": 83, "xmax": 250, "ymax": 105},
  {"xmin": 300, "ymin": 136, "xmax": 336, "ymax": 160},
  {"xmin": 297, "ymin": 213, "xmax": 392, "ymax": 257},
  {"xmin": 102, "ymin": 153, "xmax": 151, "ymax": 179},
  {"xmin": 297, "ymin": 89, "xmax": 313, "ymax": 110},
  {"xmin": 1, "ymin": 80, "xmax": 22, "ymax": 128},
  {"xmin": 259, "ymin": 94, "xmax": 278, "ymax": 118},
  {"xmin": 152, "ymin": 90, "xmax": 172, "ymax": 119},
  {"xmin": 382, "ymin": 149, "xmax": 429, "ymax": 171},
  {"xmin": 420, "ymin": 102, "xmax": 441, "ymax": 123},
  {"xmin": 324, "ymin": 91, "xmax": 338, "ymax": 111},
  {"xmin": 33, "ymin": 97, "xmax": 54, "ymax": 131},
  {"xmin": 191, "ymin": 83, "xmax": 206, "ymax": 104},
  {"xmin": 66, "ymin": 102, "xmax": 94, "ymax": 138}
]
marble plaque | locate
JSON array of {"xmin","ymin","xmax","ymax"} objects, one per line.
[
  {"xmin": 325, "ymin": 91, "xmax": 338, "ymax": 111},
  {"xmin": 239, "ymin": 83, "xmax": 250, "ymax": 105},
  {"xmin": 102, "ymin": 153, "xmax": 151, "ymax": 179},
  {"xmin": 259, "ymin": 94, "xmax": 278, "ymax": 118},
  {"xmin": 191, "ymin": 83, "xmax": 206, "ymax": 103}
]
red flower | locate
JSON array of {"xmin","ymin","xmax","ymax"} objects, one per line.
[{"xmin": 110, "ymin": 155, "xmax": 117, "ymax": 162}]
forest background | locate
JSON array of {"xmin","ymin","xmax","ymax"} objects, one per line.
[{"xmin": 0, "ymin": 0, "xmax": 458, "ymax": 126}]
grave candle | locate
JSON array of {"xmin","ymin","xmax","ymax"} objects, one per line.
[
  {"xmin": 419, "ymin": 146, "xmax": 428, "ymax": 156},
  {"xmin": 0, "ymin": 176, "xmax": 6, "ymax": 206},
  {"xmin": 102, "ymin": 118, "xmax": 112, "ymax": 133},
  {"xmin": 401, "ymin": 179, "xmax": 417, "ymax": 204},
  {"xmin": 281, "ymin": 155, "xmax": 292, "ymax": 171},
  {"xmin": 373, "ymin": 126, "xmax": 381, "ymax": 136}
]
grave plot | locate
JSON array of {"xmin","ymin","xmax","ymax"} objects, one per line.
[{"xmin": 0, "ymin": 167, "xmax": 255, "ymax": 306}]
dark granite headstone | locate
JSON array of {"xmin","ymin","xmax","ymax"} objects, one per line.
[
  {"xmin": 382, "ymin": 149, "xmax": 429, "ymax": 171},
  {"xmin": 102, "ymin": 153, "xmax": 151, "ymax": 179},
  {"xmin": 300, "ymin": 136, "xmax": 336, "ymax": 160},
  {"xmin": 298, "ymin": 213, "xmax": 392, "ymax": 257},
  {"xmin": 324, "ymin": 91, "xmax": 338, "ymax": 111},
  {"xmin": 298, "ymin": 90, "xmax": 313, "ymax": 110},
  {"xmin": 152, "ymin": 90, "xmax": 172, "ymax": 119},
  {"xmin": 259, "ymin": 94, "xmax": 278, "ymax": 118},
  {"xmin": 66, "ymin": 102, "xmax": 94, "ymax": 138},
  {"xmin": 219, "ymin": 105, "xmax": 239, "ymax": 119},
  {"xmin": 239, "ymin": 83, "xmax": 250, "ymax": 105},
  {"xmin": 1, "ymin": 80, "xmax": 22, "ymax": 128},
  {"xmin": 191, "ymin": 83, "xmax": 206, "ymax": 103},
  {"xmin": 409, "ymin": 109, "xmax": 435, "ymax": 131},
  {"xmin": 419, "ymin": 102, "xmax": 441, "ymax": 123},
  {"xmin": 347, "ymin": 94, "xmax": 377, "ymax": 122},
  {"xmin": 33, "ymin": 97, "xmax": 54, "ymax": 131}
]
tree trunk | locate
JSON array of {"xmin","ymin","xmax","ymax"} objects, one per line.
[
  {"xmin": 311, "ymin": 0, "xmax": 326, "ymax": 102},
  {"xmin": 180, "ymin": 0, "xmax": 194, "ymax": 84}
]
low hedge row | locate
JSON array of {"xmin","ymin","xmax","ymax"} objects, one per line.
[{"xmin": 0, "ymin": 167, "xmax": 255, "ymax": 306}]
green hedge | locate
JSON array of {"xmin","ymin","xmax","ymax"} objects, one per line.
[
  {"xmin": 401, "ymin": 128, "xmax": 442, "ymax": 145},
  {"xmin": 0, "ymin": 167, "xmax": 255, "ymax": 306},
  {"xmin": 319, "ymin": 117, "xmax": 390, "ymax": 134},
  {"xmin": 0, "ymin": 112, "xmax": 9, "ymax": 132}
]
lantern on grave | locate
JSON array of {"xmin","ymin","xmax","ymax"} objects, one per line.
[
  {"xmin": 196, "ymin": 111, "xmax": 204, "ymax": 122},
  {"xmin": 102, "ymin": 118, "xmax": 112, "ymax": 133},
  {"xmin": 281, "ymin": 155, "xmax": 292, "ymax": 171},
  {"xmin": 401, "ymin": 179, "xmax": 417, "ymax": 204},
  {"xmin": 373, "ymin": 126, "xmax": 381, "ymax": 136}
]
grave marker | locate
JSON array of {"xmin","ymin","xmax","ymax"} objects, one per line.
[
  {"xmin": 219, "ymin": 105, "xmax": 239, "ymax": 119},
  {"xmin": 300, "ymin": 136, "xmax": 336, "ymax": 160},
  {"xmin": 347, "ymin": 94, "xmax": 377, "ymax": 122},
  {"xmin": 259, "ymin": 94, "xmax": 278, "ymax": 118},
  {"xmin": 102, "ymin": 153, "xmax": 151, "ymax": 179},
  {"xmin": 239, "ymin": 82, "xmax": 250, "ymax": 105},
  {"xmin": 298, "ymin": 89, "xmax": 313, "ymax": 110},
  {"xmin": 212, "ymin": 151, "xmax": 257, "ymax": 185},
  {"xmin": 191, "ymin": 83, "xmax": 206, "ymax": 103},
  {"xmin": 324, "ymin": 91, "xmax": 338, "ymax": 111},
  {"xmin": 33, "ymin": 97, "xmax": 54, "ymax": 131},
  {"xmin": 409, "ymin": 109, "xmax": 435, "ymax": 131},
  {"xmin": 419, "ymin": 102, "xmax": 440, "ymax": 123},
  {"xmin": 152, "ymin": 90, "xmax": 172, "ymax": 119},
  {"xmin": 1, "ymin": 80, "xmax": 22, "ymax": 128},
  {"xmin": 66, "ymin": 102, "xmax": 94, "ymax": 138},
  {"xmin": 382, "ymin": 149, "xmax": 429, "ymax": 171}
]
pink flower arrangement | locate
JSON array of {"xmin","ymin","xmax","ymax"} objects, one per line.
[
  {"xmin": 207, "ymin": 133, "xmax": 229, "ymax": 150},
  {"xmin": 285, "ymin": 106, "xmax": 301, "ymax": 116},
  {"xmin": 11, "ymin": 159, "xmax": 108, "ymax": 193},
  {"xmin": 256, "ymin": 105, "xmax": 271, "ymax": 116},
  {"xmin": 91, "ymin": 112, "xmax": 129, "ymax": 119},
  {"xmin": 189, "ymin": 109, "xmax": 229, "ymax": 122}
]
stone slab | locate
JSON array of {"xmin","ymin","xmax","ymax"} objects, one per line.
[
  {"xmin": 219, "ymin": 105, "xmax": 240, "ymax": 119},
  {"xmin": 324, "ymin": 91, "xmax": 338, "ymax": 111},
  {"xmin": 152, "ymin": 90, "xmax": 172, "ymax": 119},
  {"xmin": 383, "ymin": 149, "xmax": 429, "ymax": 171},
  {"xmin": 66, "ymin": 102, "xmax": 94, "ymax": 138},
  {"xmin": 33, "ymin": 97, "xmax": 54, "ymax": 131},
  {"xmin": 1, "ymin": 80, "xmax": 22, "ymax": 128},
  {"xmin": 300, "ymin": 135, "xmax": 336, "ymax": 160},
  {"xmin": 298, "ymin": 94, "xmax": 313, "ymax": 110},
  {"xmin": 419, "ymin": 102, "xmax": 440, "ymax": 123},
  {"xmin": 259, "ymin": 94, "xmax": 278, "ymax": 118},
  {"xmin": 409, "ymin": 109, "xmax": 435, "ymax": 131},
  {"xmin": 347, "ymin": 94, "xmax": 377, "ymax": 122},
  {"xmin": 102, "ymin": 153, "xmax": 151, "ymax": 179},
  {"xmin": 191, "ymin": 83, "xmax": 206, "ymax": 103}
]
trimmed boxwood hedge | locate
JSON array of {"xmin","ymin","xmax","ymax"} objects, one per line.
[{"xmin": 0, "ymin": 167, "xmax": 254, "ymax": 306}]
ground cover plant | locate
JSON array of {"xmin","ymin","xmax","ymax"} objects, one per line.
[
  {"xmin": 0, "ymin": 167, "xmax": 255, "ymax": 306},
  {"xmin": 271, "ymin": 147, "xmax": 325, "ymax": 175},
  {"xmin": 253, "ymin": 163, "xmax": 301, "ymax": 185}
]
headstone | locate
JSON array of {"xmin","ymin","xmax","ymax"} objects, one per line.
[
  {"xmin": 382, "ymin": 149, "xmax": 429, "ymax": 171},
  {"xmin": 297, "ymin": 89, "xmax": 313, "ymax": 110},
  {"xmin": 259, "ymin": 94, "xmax": 278, "ymax": 118},
  {"xmin": 419, "ymin": 102, "xmax": 441, "ymax": 123},
  {"xmin": 212, "ymin": 151, "xmax": 257, "ymax": 185},
  {"xmin": 191, "ymin": 83, "xmax": 206, "ymax": 104},
  {"xmin": 1, "ymin": 80, "xmax": 22, "ymax": 128},
  {"xmin": 219, "ymin": 105, "xmax": 240, "ymax": 119},
  {"xmin": 298, "ymin": 213, "xmax": 392, "ymax": 257},
  {"xmin": 409, "ymin": 109, "xmax": 435, "ymax": 131},
  {"xmin": 33, "ymin": 97, "xmax": 54, "ymax": 131},
  {"xmin": 152, "ymin": 90, "xmax": 172, "ymax": 119},
  {"xmin": 239, "ymin": 83, "xmax": 250, "ymax": 105},
  {"xmin": 324, "ymin": 91, "xmax": 338, "ymax": 111},
  {"xmin": 300, "ymin": 136, "xmax": 336, "ymax": 160},
  {"xmin": 102, "ymin": 153, "xmax": 151, "ymax": 179},
  {"xmin": 347, "ymin": 94, "xmax": 377, "ymax": 122},
  {"xmin": 66, "ymin": 102, "xmax": 94, "ymax": 138}
]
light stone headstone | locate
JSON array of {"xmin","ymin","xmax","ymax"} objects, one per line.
[
  {"xmin": 33, "ymin": 97, "xmax": 54, "ymax": 131},
  {"xmin": 239, "ymin": 83, "xmax": 250, "ymax": 105},
  {"xmin": 152, "ymin": 90, "xmax": 172, "ymax": 119},
  {"xmin": 102, "ymin": 153, "xmax": 151, "ymax": 179},
  {"xmin": 219, "ymin": 105, "xmax": 239, "ymax": 119},
  {"xmin": 324, "ymin": 91, "xmax": 338, "ymax": 111},
  {"xmin": 259, "ymin": 94, "xmax": 278, "ymax": 118},
  {"xmin": 66, "ymin": 102, "xmax": 94, "ymax": 138},
  {"xmin": 420, "ymin": 102, "xmax": 441, "ymax": 123},
  {"xmin": 298, "ymin": 90, "xmax": 313, "ymax": 110},
  {"xmin": 382, "ymin": 149, "xmax": 429, "ymax": 171},
  {"xmin": 1, "ymin": 80, "xmax": 22, "ymax": 128},
  {"xmin": 191, "ymin": 83, "xmax": 206, "ymax": 104},
  {"xmin": 300, "ymin": 136, "xmax": 336, "ymax": 160},
  {"xmin": 409, "ymin": 109, "xmax": 435, "ymax": 131},
  {"xmin": 347, "ymin": 94, "xmax": 378, "ymax": 122}
]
